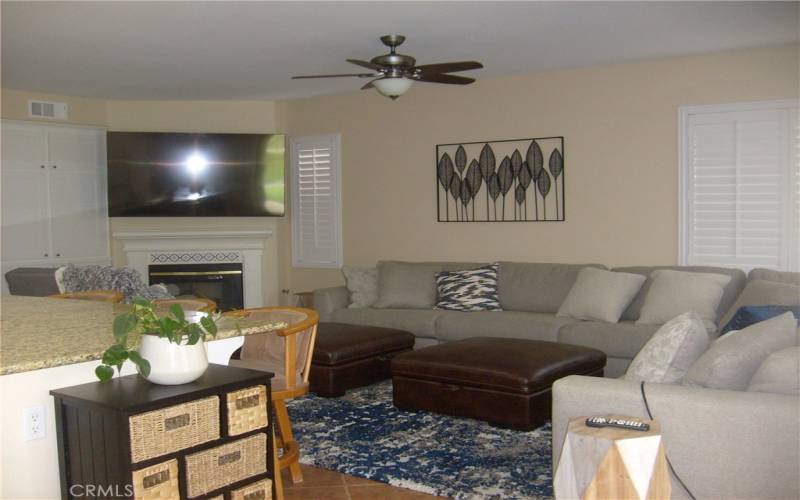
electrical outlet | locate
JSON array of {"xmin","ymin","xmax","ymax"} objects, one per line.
[{"xmin": 23, "ymin": 405, "xmax": 46, "ymax": 441}]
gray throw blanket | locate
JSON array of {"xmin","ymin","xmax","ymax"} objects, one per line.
[{"xmin": 60, "ymin": 264, "xmax": 173, "ymax": 303}]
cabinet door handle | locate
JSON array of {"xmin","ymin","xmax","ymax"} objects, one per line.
[
  {"xmin": 52, "ymin": 165, "xmax": 57, "ymax": 169},
  {"xmin": 44, "ymin": 253, "xmax": 48, "ymax": 257},
  {"xmin": 55, "ymin": 253, "xmax": 61, "ymax": 257},
  {"xmin": 40, "ymin": 165, "xmax": 46, "ymax": 169}
]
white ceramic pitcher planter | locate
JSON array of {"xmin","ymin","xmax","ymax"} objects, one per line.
[
  {"xmin": 95, "ymin": 299, "xmax": 219, "ymax": 385},
  {"xmin": 137, "ymin": 334, "xmax": 209, "ymax": 385}
]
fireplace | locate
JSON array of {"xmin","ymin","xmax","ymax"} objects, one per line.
[
  {"xmin": 149, "ymin": 263, "xmax": 244, "ymax": 311},
  {"xmin": 114, "ymin": 230, "xmax": 273, "ymax": 309}
]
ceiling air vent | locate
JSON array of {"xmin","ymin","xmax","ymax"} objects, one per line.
[{"xmin": 28, "ymin": 100, "xmax": 68, "ymax": 120}]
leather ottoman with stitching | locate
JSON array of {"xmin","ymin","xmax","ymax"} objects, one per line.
[
  {"xmin": 391, "ymin": 337, "xmax": 606, "ymax": 429},
  {"xmin": 310, "ymin": 323, "xmax": 415, "ymax": 397}
]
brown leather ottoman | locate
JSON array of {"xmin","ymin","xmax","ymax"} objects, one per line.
[
  {"xmin": 310, "ymin": 323, "xmax": 415, "ymax": 397},
  {"xmin": 392, "ymin": 337, "xmax": 606, "ymax": 430}
]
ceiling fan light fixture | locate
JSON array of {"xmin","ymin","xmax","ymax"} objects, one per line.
[{"xmin": 373, "ymin": 76, "xmax": 413, "ymax": 100}]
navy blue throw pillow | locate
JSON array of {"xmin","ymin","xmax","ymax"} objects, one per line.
[{"xmin": 721, "ymin": 305, "xmax": 800, "ymax": 334}]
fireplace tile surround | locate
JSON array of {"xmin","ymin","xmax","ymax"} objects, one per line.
[{"xmin": 113, "ymin": 230, "xmax": 273, "ymax": 309}]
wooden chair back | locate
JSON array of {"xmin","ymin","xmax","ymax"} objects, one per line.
[
  {"xmin": 49, "ymin": 290, "xmax": 124, "ymax": 303},
  {"xmin": 153, "ymin": 298, "xmax": 217, "ymax": 313},
  {"xmin": 224, "ymin": 307, "xmax": 319, "ymax": 393}
]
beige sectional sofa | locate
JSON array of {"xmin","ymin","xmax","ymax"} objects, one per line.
[
  {"xmin": 313, "ymin": 262, "xmax": 746, "ymax": 377},
  {"xmin": 553, "ymin": 267, "xmax": 800, "ymax": 499}
]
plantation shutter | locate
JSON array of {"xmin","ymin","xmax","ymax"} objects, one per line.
[
  {"xmin": 290, "ymin": 135, "xmax": 343, "ymax": 268},
  {"xmin": 680, "ymin": 102, "xmax": 800, "ymax": 271}
]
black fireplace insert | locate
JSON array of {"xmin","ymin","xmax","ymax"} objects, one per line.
[{"xmin": 148, "ymin": 263, "xmax": 244, "ymax": 311}]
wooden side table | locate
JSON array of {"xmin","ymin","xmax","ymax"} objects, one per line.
[{"xmin": 553, "ymin": 415, "xmax": 670, "ymax": 500}]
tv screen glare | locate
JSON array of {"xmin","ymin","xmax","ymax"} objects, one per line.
[{"xmin": 107, "ymin": 132, "xmax": 285, "ymax": 217}]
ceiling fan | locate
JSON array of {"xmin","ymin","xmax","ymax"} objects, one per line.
[{"xmin": 292, "ymin": 35, "xmax": 483, "ymax": 100}]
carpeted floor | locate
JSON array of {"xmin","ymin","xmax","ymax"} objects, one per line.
[{"xmin": 286, "ymin": 381, "xmax": 554, "ymax": 499}]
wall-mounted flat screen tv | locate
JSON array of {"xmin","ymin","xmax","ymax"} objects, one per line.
[{"xmin": 107, "ymin": 132, "xmax": 285, "ymax": 217}]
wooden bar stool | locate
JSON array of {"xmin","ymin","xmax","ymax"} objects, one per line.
[
  {"xmin": 153, "ymin": 297, "xmax": 217, "ymax": 313},
  {"xmin": 224, "ymin": 307, "xmax": 319, "ymax": 488},
  {"xmin": 49, "ymin": 290, "xmax": 124, "ymax": 303}
]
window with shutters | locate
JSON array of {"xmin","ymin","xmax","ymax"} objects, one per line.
[
  {"xmin": 679, "ymin": 100, "xmax": 800, "ymax": 272},
  {"xmin": 290, "ymin": 135, "xmax": 343, "ymax": 268}
]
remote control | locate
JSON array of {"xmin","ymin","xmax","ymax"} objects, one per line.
[{"xmin": 585, "ymin": 416, "xmax": 650, "ymax": 432}]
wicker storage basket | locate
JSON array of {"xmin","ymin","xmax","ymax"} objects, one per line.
[
  {"xmin": 231, "ymin": 479, "xmax": 272, "ymax": 500},
  {"xmin": 132, "ymin": 459, "xmax": 179, "ymax": 500},
  {"xmin": 129, "ymin": 396, "xmax": 220, "ymax": 463},
  {"xmin": 184, "ymin": 433, "xmax": 267, "ymax": 497},
  {"xmin": 227, "ymin": 385, "xmax": 268, "ymax": 436}
]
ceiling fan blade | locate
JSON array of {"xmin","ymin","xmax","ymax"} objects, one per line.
[
  {"xmin": 292, "ymin": 73, "xmax": 378, "ymax": 79},
  {"xmin": 413, "ymin": 73, "xmax": 476, "ymax": 85},
  {"xmin": 414, "ymin": 61, "xmax": 483, "ymax": 74},
  {"xmin": 361, "ymin": 79, "xmax": 379, "ymax": 90},
  {"xmin": 347, "ymin": 58, "xmax": 382, "ymax": 71}
]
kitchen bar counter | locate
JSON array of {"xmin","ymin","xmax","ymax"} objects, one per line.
[
  {"xmin": 0, "ymin": 295, "xmax": 288, "ymax": 500},
  {"xmin": 0, "ymin": 295, "xmax": 286, "ymax": 375}
]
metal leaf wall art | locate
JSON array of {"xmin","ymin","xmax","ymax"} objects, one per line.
[{"xmin": 436, "ymin": 137, "xmax": 565, "ymax": 222}]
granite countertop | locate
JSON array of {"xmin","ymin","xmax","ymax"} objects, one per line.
[{"xmin": 0, "ymin": 296, "xmax": 287, "ymax": 375}]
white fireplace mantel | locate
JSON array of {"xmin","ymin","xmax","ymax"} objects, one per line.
[{"xmin": 113, "ymin": 230, "xmax": 273, "ymax": 308}]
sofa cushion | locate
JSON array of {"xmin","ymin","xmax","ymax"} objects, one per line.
[
  {"xmin": 4, "ymin": 267, "xmax": 60, "ymax": 296},
  {"xmin": 497, "ymin": 262, "xmax": 607, "ymax": 313},
  {"xmin": 683, "ymin": 312, "xmax": 798, "ymax": 391},
  {"xmin": 372, "ymin": 261, "xmax": 442, "ymax": 309},
  {"xmin": 329, "ymin": 307, "xmax": 445, "ymax": 339},
  {"xmin": 372, "ymin": 261, "xmax": 487, "ymax": 310},
  {"xmin": 435, "ymin": 264, "xmax": 501, "ymax": 311},
  {"xmin": 719, "ymin": 279, "xmax": 800, "ymax": 327},
  {"xmin": 624, "ymin": 312, "xmax": 710, "ymax": 384},
  {"xmin": 614, "ymin": 265, "xmax": 746, "ymax": 323},
  {"xmin": 435, "ymin": 311, "xmax": 575, "ymax": 343},
  {"xmin": 557, "ymin": 321, "xmax": 660, "ymax": 359},
  {"xmin": 636, "ymin": 270, "xmax": 731, "ymax": 331},
  {"xmin": 342, "ymin": 266, "xmax": 378, "ymax": 308},
  {"xmin": 748, "ymin": 268, "xmax": 800, "ymax": 286},
  {"xmin": 557, "ymin": 268, "xmax": 646, "ymax": 323},
  {"xmin": 747, "ymin": 346, "xmax": 800, "ymax": 395}
]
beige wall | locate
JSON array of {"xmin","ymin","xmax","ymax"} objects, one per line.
[
  {"xmin": 284, "ymin": 44, "xmax": 800, "ymax": 293},
  {"xmin": 1, "ymin": 88, "xmax": 107, "ymax": 126}
]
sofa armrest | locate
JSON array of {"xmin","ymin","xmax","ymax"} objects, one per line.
[
  {"xmin": 313, "ymin": 286, "xmax": 349, "ymax": 318},
  {"xmin": 552, "ymin": 375, "xmax": 799, "ymax": 500}
]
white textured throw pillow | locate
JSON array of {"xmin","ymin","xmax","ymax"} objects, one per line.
[
  {"xmin": 557, "ymin": 268, "xmax": 646, "ymax": 323},
  {"xmin": 342, "ymin": 266, "xmax": 378, "ymax": 308},
  {"xmin": 624, "ymin": 311, "xmax": 710, "ymax": 384},
  {"xmin": 636, "ymin": 270, "xmax": 731, "ymax": 331},
  {"xmin": 683, "ymin": 312, "xmax": 798, "ymax": 391}
]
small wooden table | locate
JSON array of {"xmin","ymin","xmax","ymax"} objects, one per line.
[{"xmin": 554, "ymin": 415, "xmax": 670, "ymax": 500}]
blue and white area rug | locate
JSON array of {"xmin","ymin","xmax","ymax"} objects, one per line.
[{"xmin": 286, "ymin": 381, "xmax": 553, "ymax": 499}]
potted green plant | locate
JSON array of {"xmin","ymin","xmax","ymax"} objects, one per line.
[{"xmin": 96, "ymin": 298, "xmax": 219, "ymax": 385}]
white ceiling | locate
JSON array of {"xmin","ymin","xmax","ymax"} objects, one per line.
[{"xmin": 2, "ymin": 1, "xmax": 797, "ymax": 101}]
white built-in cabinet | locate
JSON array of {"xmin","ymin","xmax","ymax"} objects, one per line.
[{"xmin": 1, "ymin": 120, "xmax": 110, "ymax": 291}]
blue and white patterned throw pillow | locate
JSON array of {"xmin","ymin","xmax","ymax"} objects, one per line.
[{"xmin": 435, "ymin": 264, "xmax": 502, "ymax": 311}]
